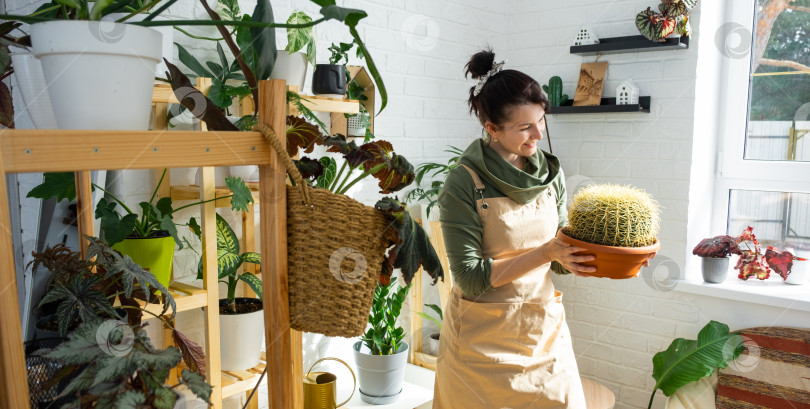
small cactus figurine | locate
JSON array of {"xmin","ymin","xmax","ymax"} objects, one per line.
[
  {"xmin": 565, "ymin": 184, "xmax": 661, "ymax": 247},
  {"xmin": 542, "ymin": 76, "xmax": 569, "ymax": 107}
]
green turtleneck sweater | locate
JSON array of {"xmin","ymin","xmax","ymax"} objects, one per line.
[{"xmin": 437, "ymin": 139, "xmax": 570, "ymax": 297}]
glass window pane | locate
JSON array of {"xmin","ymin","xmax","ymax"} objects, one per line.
[
  {"xmin": 745, "ymin": 0, "xmax": 810, "ymax": 162},
  {"xmin": 728, "ymin": 189, "xmax": 810, "ymax": 253}
]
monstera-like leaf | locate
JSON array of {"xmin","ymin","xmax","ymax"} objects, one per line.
[
  {"xmin": 636, "ymin": 7, "xmax": 676, "ymax": 41},
  {"xmin": 647, "ymin": 321, "xmax": 742, "ymax": 409}
]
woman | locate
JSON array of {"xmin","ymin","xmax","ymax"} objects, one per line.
[{"xmin": 432, "ymin": 50, "xmax": 595, "ymax": 408}]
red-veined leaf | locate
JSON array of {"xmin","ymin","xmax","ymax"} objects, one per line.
[{"xmin": 286, "ymin": 115, "xmax": 323, "ymax": 157}]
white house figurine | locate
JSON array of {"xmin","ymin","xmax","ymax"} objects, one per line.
[
  {"xmin": 616, "ymin": 79, "xmax": 640, "ymax": 105},
  {"xmin": 573, "ymin": 25, "xmax": 599, "ymax": 46}
]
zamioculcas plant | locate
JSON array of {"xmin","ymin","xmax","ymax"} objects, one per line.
[
  {"xmin": 647, "ymin": 320, "xmax": 742, "ymax": 409},
  {"xmin": 360, "ymin": 281, "xmax": 411, "ymax": 355}
]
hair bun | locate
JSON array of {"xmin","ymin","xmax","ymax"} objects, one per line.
[{"xmin": 465, "ymin": 49, "xmax": 495, "ymax": 80}]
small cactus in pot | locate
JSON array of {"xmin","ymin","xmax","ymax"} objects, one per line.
[
  {"xmin": 542, "ymin": 76, "xmax": 569, "ymax": 107},
  {"xmin": 558, "ymin": 184, "xmax": 661, "ymax": 278}
]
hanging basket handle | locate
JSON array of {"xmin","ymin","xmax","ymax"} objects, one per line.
[{"xmin": 253, "ymin": 122, "xmax": 311, "ymax": 205}]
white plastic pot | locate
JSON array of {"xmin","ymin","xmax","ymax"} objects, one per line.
[
  {"xmin": 195, "ymin": 167, "xmax": 230, "ymax": 187},
  {"xmin": 220, "ymin": 298, "xmax": 264, "ymax": 371},
  {"xmin": 786, "ymin": 259, "xmax": 810, "ymax": 285},
  {"xmin": 170, "ymin": 168, "xmax": 197, "ymax": 186},
  {"xmin": 30, "ymin": 20, "xmax": 162, "ymax": 130},
  {"xmin": 353, "ymin": 341, "xmax": 409, "ymax": 404},
  {"xmin": 9, "ymin": 52, "xmax": 57, "ymax": 129},
  {"xmin": 347, "ymin": 114, "xmax": 366, "ymax": 137},
  {"xmin": 228, "ymin": 165, "xmax": 259, "ymax": 182},
  {"xmin": 270, "ymin": 51, "xmax": 308, "ymax": 90}
]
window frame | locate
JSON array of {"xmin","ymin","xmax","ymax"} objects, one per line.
[{"xmin": 711, "ymin": 0, "xmax": 810, "ymax": 243}]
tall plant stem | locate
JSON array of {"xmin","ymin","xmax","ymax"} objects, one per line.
[
  {"xmin": 149, "ymin": 169, "xmax": 167, "ymax": 204},
  {"xmin": 647, "ymin": 389, "xmax": 656, "ymax": 409},
  {"xmin": 332, "ymin": 165, "xmax": 357, "ymax": 194},
  {"xmin": 329, "ymin": 161, "xmax": 348, "ymax": 192},
  {"xmin": 336, "ymin": 163, "xmax": 387, "ymax": 195},
  {"xmin": 92, "ymin": 183, "xmax": 135, "ymax": 215}
]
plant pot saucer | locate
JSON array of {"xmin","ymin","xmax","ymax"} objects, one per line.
[
  {"xmin": 359, "ymin": 388, "xmax": 402, "ymax": 405},
  {"xmin": 556, "ymin": 228, "xmax": 660, "ymax": 279}
]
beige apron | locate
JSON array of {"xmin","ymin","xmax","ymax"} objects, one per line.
[{"xmin": 433, "ymin": 165, "xmax": 585, "ymax": 409}]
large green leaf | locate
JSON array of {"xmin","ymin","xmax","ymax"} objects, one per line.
[
  {"xmin": 217, "ymin": 249, "xmax": 242, "ymax": 278},
  {"xmin": 95, "ymin": 199, "xmax": 138, "ymax": 246},
  {"xmin": 215, "ymin": 213, "xmax": 239, "ymax": 254},
  {"xmin": 250, "ymin": 0, "xmax": 276, "ymax": 80},
  {"xmin": 27, "ymin": 172, "xmax": 76, "ymax": 202},
  {"xmin": 316, "ymin": 156, "xmax": 337, "ymax": 189},
  {"xmin": 182, "ymin": 369, "xmax": 213, "ymax": 404},
  {"xmin": 238, "ymin": 272, "xmax": 262, "ymax": 298},
  {"xmin": 286, "ymin": 11, "xmax": 313, "ymax": 55},
  {"xmin": 649, "ymin": 321, "xmax": 743, "ymax": 407},
  {"xmin": 175, "ymin": 42, "xmax": 214, "ymax": 79},
  {"xmin": 225, "ymin": 176, "xmax": 254, "ymax": 211}
]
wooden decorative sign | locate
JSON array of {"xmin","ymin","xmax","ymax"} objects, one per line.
[{"xmin": 573, "ymin": 62, "xmax": 608, "ymax": 106}]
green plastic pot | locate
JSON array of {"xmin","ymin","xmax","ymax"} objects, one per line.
[{"xmin": 112, "ymin": 234, "xmax": 175, "ymax": 289}]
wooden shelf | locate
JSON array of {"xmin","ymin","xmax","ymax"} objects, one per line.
[
  {"xmin": 293, "ymin": 94, "xmax": 360, "ymax": 115},
  {"xmin": 570, "ymin": 35, "xmax": 689, "ymax": 55},
  {"xmin": 548, "ymin": 96, "xmax": 651, "ymax": 114},
  {"xmin": 221, "ymin": 352, "xmax": 267, "ymax": 399},
  {"xmin": 170, "ymin": 183, "xmax": 260, "ymax": 208},
  {"xmin": 140, "ymin": 281, "xmax": 209, "ymax": 316}
]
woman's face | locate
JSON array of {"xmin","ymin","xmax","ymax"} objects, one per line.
[{"xmin": 485, "ymin": 104, "xmax": 546, "ymax": 160}]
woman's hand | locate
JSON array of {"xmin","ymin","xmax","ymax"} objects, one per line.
[{"xmin": 542, "ymin": 238, "xmax": 596, "ymax": 277}]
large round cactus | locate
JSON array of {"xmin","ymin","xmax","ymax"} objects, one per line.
[{"xmin": 565, "ymin": 184, "xmax": 661, "ymax": 247}]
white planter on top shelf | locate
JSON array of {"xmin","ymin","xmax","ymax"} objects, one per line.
[
  {"xmin": 270, "ymin": 51, "xmax": 308, "ymax": 90},
  {"xmin": 30, "ymin": 20, "xmax": 162, "ymax": 130},
  {"xmin": 9, "ymin": 52, "xmax": 57, "ymax": 129}
]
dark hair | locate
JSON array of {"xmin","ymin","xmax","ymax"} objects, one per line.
[{"xmin": 464, "ymin": 49, "xmax": 549, "ymax": 127}]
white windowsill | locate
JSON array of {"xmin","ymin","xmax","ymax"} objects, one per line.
[{"xmin": 674, "ymin": 277, "xmax": 810, "ymax": 313}]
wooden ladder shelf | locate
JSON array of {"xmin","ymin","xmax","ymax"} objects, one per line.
[{"xmin": 0, "ymin": 79, "xmax": 327, "ymax": 409}]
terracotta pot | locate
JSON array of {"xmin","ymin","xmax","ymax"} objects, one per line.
[{"xmin": 556, "ymin": 228, "xmax": 660, "ymax": 279}]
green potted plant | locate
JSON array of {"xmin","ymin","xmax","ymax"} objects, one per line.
[
  {"xmin": 405, "ymin": 146, "xmax": 463, "ymax": 218},
  {"xmin": 557, "ymin": 183, "xmax": 661, "ymax": 279},
  {"xmin": 647, "ymin": 320, "xmax": 742, "ymax": 409},
  {"xmin": 312, "ymin": 41, "xmax": 355, "ymax": 98},
  {"xmin": 271, "ymin": 10, "xmax": 318, "ymax": 90},
  {"xmin": 354, "ymin": 280, "xmax": 412, "ymax": 404},
  {"xmin": 188, "ymin": 213, "xmax": 263, "ymax": 371},
  {"xmin": 27, "ymin": 170, "xmax": 254, "ymax": 288},
  {"xmin": 415, "ymin": 303, "xmax": 442, "ymax": 356}
]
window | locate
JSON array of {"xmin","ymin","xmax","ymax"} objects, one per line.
[{"xmin": 715, "ymin": 0, "xmax": 810, "ymax": 259}]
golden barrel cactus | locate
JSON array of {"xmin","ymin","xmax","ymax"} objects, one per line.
[{"xmin": 565, "ymin": 184, "xmax": 661, "ymax": 247}]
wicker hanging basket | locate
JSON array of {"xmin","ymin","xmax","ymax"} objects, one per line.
[{"xmin": 256, "ymin": 123, "xmax": 394, "ymax": 337}]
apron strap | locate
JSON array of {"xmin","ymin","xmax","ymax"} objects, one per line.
[{"xmin": 459, "ymin": 164, "xmax": 486, "ymax": 190}]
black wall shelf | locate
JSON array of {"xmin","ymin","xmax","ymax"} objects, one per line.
[
  {"xmin": 570, "ymin": 35, "xmax": 689, "ymax": 56},
  {"xmin": 548, "ymin": 96, "xmax": 651, "ymax": 114}
]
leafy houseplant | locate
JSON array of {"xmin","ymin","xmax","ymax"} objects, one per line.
[
  {"xmin": 557, "ymin": 184, "xmax": 661, "ymax": 279},
  {"xmin": 312, "ymin": 41, "xmax": 355, "ymax": 97},
  {"xmin": 354, "ymin": 280, "xmax": 412, "ymax": 403},
  {"xmin": 27, "ymin": 170, "xmax": 254, "ymax": 288},
  {"xmin": 692, "ymin": 230, "xmax": 743, "ymax": 283},
  {"xmin": 647, "ymin": 320, "xmax": 742, "ymax": 409},
  {"xmin": 31, "ymin": 240, "xmax": 212, "ymax": 408},
  {"xmin": 415, "ymin": 303, "xmax": 443, "ymax": 356},
  {"xmin": 189, "ymin": 213, "xmax": 264, "ymax": 371},
  {"xmin": 405, "ymin": 146, "xmax": 463, "ymax": 218},
  {"xmin": 636, "ymin": 0, "xmax": 698, "ymax": 42}
]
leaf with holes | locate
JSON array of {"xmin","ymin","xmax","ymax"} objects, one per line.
[
  {"xmin": 225, "ymin": 176, "xmax": 254, "ymax": 211},
  {"xmin": 27, "ymin": 172, "xmax": 77, "ymax": 202}
]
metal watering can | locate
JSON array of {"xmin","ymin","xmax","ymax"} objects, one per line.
[{"xmin": 303, "ymin": 357, "xmax": 356, "ymax": 409}]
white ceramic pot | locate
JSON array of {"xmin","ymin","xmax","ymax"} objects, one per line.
[
  {"xmin": 104, "ymin": 13, "xmax": 172, "ymax": 77},
  {"xmin": 220, "ymin": 298, "xmax": 264, "ymax": 371},
  {"xmin": 270, "ymin": 51, "xmax": 308, "ymax": 90},
  {"xmin": 31, "ymin": 20, "xmax": 162, "ymax": 130},
  {"xmin": 786, "ymin": 259, "xmax": 810, "ymax": 285},
  {"xmin": 346, "ymin": 114, "xmax": 366, "ymax": 137},
  {"xmin": 422, "ymin": 333, "xmax": 440, "ymax": 356},
  {"xmin": 9, "ymin": 52, "xmax": 58, "ymax": 129},
  {"xmin": 228, "ymin": 165, "xmax": 259, "ymax": 182}
]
